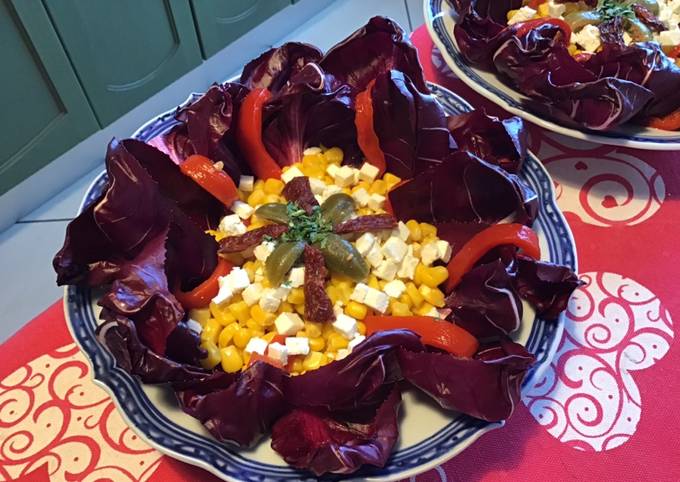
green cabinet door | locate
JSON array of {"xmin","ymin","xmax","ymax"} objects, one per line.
[
  {"xmin": 0, "ymin": 0, "xmax": 98, "ymax": 196},
  {"xmin": 43, "ymin": 0, "xmax": 202, "ymax": 126},
  {"xmin": 191, "ymin": 0, "xmax": 290, "ymax": 59}
]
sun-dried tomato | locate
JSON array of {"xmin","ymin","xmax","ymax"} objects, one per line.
[
  {"xmin": 218, "ymin": 224, "xmax": 288, "ymax": 253},
  {"xmin": 282, "ymin": 176, "xmax": 319, "ymax": 214},
  {"xmin": 303, "ymin": 245, "xmax": 334, "ymax": 323},
  {"xmin": 333, "ymin": 214, "xmax": 397, "ymax": 234}
]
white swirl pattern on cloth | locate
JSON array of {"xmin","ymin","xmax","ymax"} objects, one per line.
[{"xmin": 0, "ymin": 344, "xmax": 162, "ymax": 481}]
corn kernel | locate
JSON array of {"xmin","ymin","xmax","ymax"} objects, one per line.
[
  {"xmin": 369, "ymin": 180, "xmax": 387, "ymax": 195},
  {"xmin": 294, "ymin": 304, "xmax": 305, "ymax": 316},
  {"xmin": 368, "ymin": 275, "xmax": 380, "ymax": 290},
  {"xmin": 327, "ymin": 286, "xmax": 342, "ymax": 304},
  {"xmin": 228, "ymin": 301, "xmax": 250, "ymax": 324},
  {"xmin": 279, "ymin": 302, "xmax": 293, "ymax": 313},
  {"xmin": 399, "ymin": 293, "xmax": 413, "ymax": 308},
  {"xmin": 250, "ymin": 304, "xmax": 267, "ymax": 324},
  {"xmin": 357, "ymin": 207, "xmax": 372, "ymax": 216},
  {"xmin": 218, "ymin": 326, "xmax": 235, "ymax": 348},
  {"xmin": 246, "ymin": 319, "xmax": 260, "ymax": 331},
  {"xmin": 302, "ymin": 351, "xmax": 327, "ymax": 371},
  {"xmin": 390, "ymin": 301, "xmax": 412, "ymax": 316},
  {"xmin": 242, "ymin": 351, "xmax": 251, "ymax": 366},
  {"xmin": 287, "ymin": 288, "xmax": 305, "ymax": 305},
  {"xmin": 264, "ymin": 178, "xmax": 284, "ymax": 195},
  {"xmin": 251, "ymin": 328, "xmax": 264, "ymax": 338},
  {"xmin": 419, "ymin": 222, "xmax": 437, "ymax": 238},
  {"xmin": 345, "ymin": 301, "xmax": 368, "ymax": 320},
  {"xmin": 309, "ymin": 337, "xmax": 325, "ymax": 351},
  {"xmin": 506, "ymin": 9, "xmax": 519, "ymax": 21},
  {"xmin": 322, "ymin": 323, "xmax": 336, "ymax": 337},
  {"xmin": 291, "ymin": 357, "xmax": 304, "ymax": 373},
  {"xmin": 411, "ymin": 242, "xmax": 422, "ymax": 258},
  {"xmin": 265, "ymin": 194, "xmax": 281, "ymax": 204},
  {"xmin": 357, "ymin": 321, "xmax": 367, "ymax": 335},
  {"xmin": 383, "ymin": 173, "xmax": 402, "ymax": 188},
  {"xmin": 233, "ymin": 327, "xmax": 252, "ymax": 349},
  {"xmin": 406, "ymin": 282, "xmax": 424, "ymax": 307},
  {"xmin": 419, "ymin": 285, "xmax": 446, "ymax": 307},
  {"xmin": 189, "ymin": 308, "xmax": 211, "ymax": 326},
  {"xmin": 220, "ymin": 346, "xmax": 243, "ymax": 373},
  {"xmin": 324, "ymin": 147, "xmax": 343, "ymax": 164},
  {"xmin": 538, "ymin": 2, "xmax": 549, "ymax": 16},
  {"xmin": 243, "ymin": 261, "xmax": 257, "ymax": 281},
  {"xmin": 406, "ymin": 220, "xmax": 422, "ymax": 242},
  {"xmin": 328, "ymin": 333, "xmax": 349, "ymax": 350},
  {"xmin": 421, "ymin": 266, "xmax": 449, "ymax": 288},
  {"xmin": 416, "ymin": 302, "xmax": 436, "ymax": 316},
  {"xmin": 247, "ymin": 190, "xmax": 266, "ymax": 207},
  {"xmin": 201, "ymin": 318, "xmax": 221, "ymax": 344},
  {"xmin": 303, "ymin": 152, "xmax": 325, "ymax": 168},
  {"xmin": 200, "ymin": 340, "xmax": 221, "ymax": 369},
  {"xmin": 414, "ymin": 263, "xmax": 426, "ymax": 285},
  {"xmin": 304, "ymin": 322, "xmax": 322, "ymax": 338},
  {"xmin": 254, "ymin": 179, "xmax": 265, "ymax": 191},
  {"xmin": 262, "ymin": 331, "xmax": 277, "ymax": 343},
  {"xmin": 337, "ymin": 281, "xmax": 353, "ymax": 301}
]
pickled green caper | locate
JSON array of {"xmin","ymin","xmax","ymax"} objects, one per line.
[
  {"xmin": 625, "ymin": 17, "xmax": 653, "ymax": 42},
  {"xmin": 314, "ymin": 234, "xmax": 368, "ymax": 282},
  {"xmin": 320, "ymin": 193, "xmax": 356, "ymax": 226},
  {"xmin": 254, "ymin": 203, "xmax": 289, "ymax": 224},
  {"xmin": 564, "ymin": 10, "xmax": 603, "ymax": 30},
  {"xmin": 265, "ymin": 241, "xmax": 305, "ymax": 286}
]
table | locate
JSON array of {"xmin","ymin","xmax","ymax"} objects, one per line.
[{"xmin": 2, "ymin": 25, "xmax": 679, "ymax": 482}]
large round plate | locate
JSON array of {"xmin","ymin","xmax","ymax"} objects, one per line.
[
  {"xmin": 65, "ymin": 82, "xmax": 577, "ymax": 481},
  {"xmin": 424, "ymin": 0, "xmax": 680, "ymax": 151}
]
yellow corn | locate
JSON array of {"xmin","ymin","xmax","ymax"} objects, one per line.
[
  {"xmin": 251, "ymin": 328, "xmax": 264, "ymax": 338},
  {"xmin": 357, "ymin": 321, "xmax": 367, "ymax": 335},
  {"xmin": 411, "ymin": 242, "xmax": 422, "ymax": 258},
  {"xmin": 399, "ymin": 293, "xmax": 413, "ymax": 308},
  {"xmin": 405, "ymin": 220, "xmax": 422, "ymax": 241},
  {"xmin": 200, "ymin": 340, "xmax": 221, "ymax": 369},
  {"xmin": 254, "ymin": 179, "xmax": 265, "ymax": 191},
  {"xmin": 247, "ymin": 190, "xmax": 266, "ymax": 207},
  {"xmin": 246, "ymin": 319, "xmax": 260, "ymax": 331},
  {"xmin": 189, "ymin": 308, "xmax": 211, "ymax": 326},
  {"xmin": 309, "ymin": 337, "xmax": 325, "ymax": 351},
  {"xmin": 304, "ymin": 321, "xmax": 322, "ymax": 338},
  {"xmin": 220, "ymin": 346, "xmax": 243, "ymax": 373},
  {"xmin": 302, "ymin": 351, "xmax": 327, "ymax": 371},
  {"xmin": 291, "ymin": 358, "xmax": 304, "ymax": 373},
  {"xmin": 406, "ymin": 282, "xmax": 424, "ymax": 307},
  {"xmin": 262, "ymin": 331, "xmax": 277, "ymax": 343},
  {"xmin": 345, "ymin": 301, "xmax": 368, "ymax": 320},
  {"xmin": 419, "ymin": 285, "xmax": 446, "ymax": 307},
  {"xmin": 294, "ymin": 303, "xmax": 305, "ymax": 316},
  {"xmin": 250, "ymin": 304, "xmax": 267, "ymax": 324},
  {"xmin": 414, "ymin": 263, "xmax": 426, "ymax": 285},
  {"xmin": 369, "ymin": 180, "xmax": 387, "ymax": 195},
  {"xmin": 538, "ymin": 2, "xmax": 549, "ymax": 16},
  {"xmin": 324, "ymin": 147, "xmax": 343, "ymax": 164},
  {"xmin": 383, "ymin": 173, "xmax": 402, "ymax": 188},
  {"xmin": 336, "ymin": 280, "xmax": 353, "ymax": 302},
  {"xmin": 243, "ymin": 261, "xmax": 257, "ymax": 281},
  {"xmin": 390, "ymin": 301, "xmax": 412, "ymax": 316},
  {"xmin": 264, "ymin": 178, "xmax": 284, "ymax": 195},
  {"xmin": 265, "ymin": 194, "xmax": 281, "ymax": 204},
  {"xmin": 233, "ymin": 327, "xmax": 252, "ymax": 349},
  {"xmin": 200, "ymin": 318, "xmax": 221, "ymax": 344},
  {"xmin": 419, "ymin": 222, "xmax": 437, "ymax": 238},
  {"xmin": 228, "ymin": 301, "xmax": 250, "ymax": 324},
  {"xmin": 368, "ymin": 275, "xmax": 380, "ymax": 290},
  {"xmin": 416, "ymin": 302, "xmax": 436, "ymax": 316},
  {"xmin": 327, "ymin": 333, "xmax": 349, "ymax": 350},
  {"xmin": 507, "ymin": 9, "xmax": 519, "ymax": 21},
  {"xmin": 327, "ymin": 286, "xmax": 342, "ymax": 304},
  {"xmin": 357, "ymin": 207, "xmax": 372, "ymax": 216},
  {"xmin": 218, "ymin": 325, "xmax": 235, "ymax": 348},
  {"xmin": 420, "ymin": 266, "xmax": 449, "ymax": 288},
  {"xmin": 287, "ymin": 288, "xmax": 305, "ymax": 305}
]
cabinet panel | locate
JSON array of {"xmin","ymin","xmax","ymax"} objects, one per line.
[
  {"xmin": 191, "ymin": 0, "xmax": 290, "ymax": 59},
  {"xmin": 44, "ymin": 0, "xmax": 202, "ymax": 126},
  {"xmin": 0, "ymin": 0, "xmax": 98, "ymax": 196}
]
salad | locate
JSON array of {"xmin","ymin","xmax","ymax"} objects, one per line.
[
  {"xmin": 451, "ymin": 0, "xmax": 680, "ymax": 131},
  {"xmin": 53, "ymin": 17, "xmax": 581, "ymax": 476}
]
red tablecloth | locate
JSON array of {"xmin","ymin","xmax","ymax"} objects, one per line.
[{"xmin": 2, "ymin": 25, "xmax": 680, "ymax": 482}]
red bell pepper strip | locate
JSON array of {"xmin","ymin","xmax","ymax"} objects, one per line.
[
  {"xmin": 236, "ymin": 88, "xmax": 282, "ymax": 180},
  {"xmin": 526, "ymin": 0, "xmax": 544, "ymax": 8},
  {"xmin": 514, "ymin": 18, "xmax": 572, "ymax": 43},
  {"xmin": 647, "ymin": 107, "xmax": 680, "ymax": 131},
  {"xmin": 355, "ymin": 80, "xmax": 386, "ymax": 175},
  {"xmin": 668, "ymin": 45, "xmax": 680, "ymax": 58},
  {"xmin": 180, "ymin": 155, "xmax": 240, "ymax": 206},
  {"xmin": 174, "ymin": 257, "xmax": 233, "ymax": 310},
  {"xmin": 364, "ymin": 315, "xmax": 479, "ymax": 358},
  {"xmin": 445, "ymin": 223, "xmax": 540, "ymax": 292}
]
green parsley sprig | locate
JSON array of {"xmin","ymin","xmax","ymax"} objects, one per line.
[
  {"xmin": 596, "ymin": 0, "xmax": 636, "ymax": 23},
  {"xmin": 279, "ymin": 203, "xmax": 332, "ymax": 245}
]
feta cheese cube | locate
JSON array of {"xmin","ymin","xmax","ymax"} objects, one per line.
[
  {"xmin": 381, "ymin": 236, "xmax": 408, "ymax": 263},
  {"xmin": 232, "ymin": 200, "xmax": 255, "ymax": 220},
  {"xmin": 436, "ymin": 240, "xmax": 452, "ymax": 263},
  {"xmin": 383, "ymin": 279, "xmax": 406, "ymax": 298},
  {"xmin": 367, "ymin": 193, "xmax": 386, "ymax": 210},
  {"xmin": 348, "ymin": 335, "xmax": 366, "ymax": 351},
  {"xmin": 659, "ymin": 28, "xmax": 680, "ymax": 47},
  {"xmin": 334, "ymin": 165, "xmax": 356, "ymax": 187},
  {"xmin": 242, "ymin": 283, "xmax": 263, "ymax": 306},
  {"xmin": 218, "ymin": 214, "xmax": 246, "ymax": 235},
  {"xmin": 303, "ymin": 146, "xmax": 322, "ymax": 155},
  {"xmin": 322, "ymin": 185, "xmax": 342, "ymax": 202},
  {"xmin": 244, "ymin": 337, "xmax": 268, "ymax": 355},
  {"xmin": 573, "ymin": 24, "xmax": 601, "ymax": 53},
  {"xmin": 254, "ymin": 266, "xmax": 265, "ymax": 282},
  {"xmin": 350, "ymin": 283, "xmax": 370, "ymax": 303},
  {"xmin": 359, "ymin": 162, "xmax": 380, "ymax": 183},
  {"xmin": 273, "ymin": 284, "xmax": 291, "ymax": 300},
  {"xmin": 285, "ymin": 336, "xmax": 310, "ymax": 355},
  {"xmin": 281, "ymin": 166, "xmax": 305, "ymax": 183},
  {"xmin": 352, "ymin": 187, "xmax": 371, "ymax": 207},
  {"xmin": 239, "ymin": 175, "xmax": 255, "ymax": 192},
  {"xmin": 275, "ymin": 312, "xmax": 305, "ymax": 336},
  {"xmin": 364, "ymin": 288, "xmax": 389, "ymax": 313},
  {"xmin": 288, "ymin": 267, "xmax": 305, "ymax": 288},
  {"xmin": 333, "ymin": 313, "xmax": 358, "ymax": 339},
  {"xmin": 394, "ymin": 221, "xmax": 410, "ymax": 242},
  {"xmin": 336, "ymin": 348, "xmax": 350, "ymax": 360},
  {"xmin": 507, "ymin": 6, "xmax": 536, "ymax": 25},
  {"xmin": 366, "ymin": 243, "xmax": 384, "ymax": 268},
  {"xmin": 254, "ymin": 241, "xmax": 276, "ymax": 262},
  {"xmin": 374, "ymin": 259, "xmax": 399, "ymax": 281},
  {"xmin": 547, "ymin": 0, "xmax": 565, "ymax": 17},
  {"xmin": 185, "ymin": 319, "xmax": 202, "ymax": 334},
  {"xmin": 425, "ymin": 307, "xmax": 441, "ymax": 319},
  {"xmin": 309, "ymin": 177, "xmax": 326, "ymax": 195},
  {"xmin": 326, "ymin": 163, "xmax": 340, "ymax": 178},
  {"xmin": 397, "ymin": 250, "xmax": 419, "ymax": 280},
  {"xmin": 259, "ymin": 289, "xmax": 282, "ymax": 313},
  {"xmin": 333, "ymin": 303, "xmax": 345, "ymax": 318},
  {"xmin": 420, "ymin": 241, "xmax": 440, "ymax": 266},
  {"xmin": 355, "ymin": 232, "xmax": 377, "ymax": 256},
  {"xmin": 267, "ymin": 342, "xmax": 288, "ymax": 365},
  {"xmin": 226, "ymin": 267, "xmax": 251, "ymax": 291}
]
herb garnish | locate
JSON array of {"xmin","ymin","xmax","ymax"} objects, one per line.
[
  {"xmin": 279, "ymin": 203, "xmax": 332, "ymax": 245},
  {"xmin": 597, "ymin": 0, "xmax": 636, "ymax": 23}
]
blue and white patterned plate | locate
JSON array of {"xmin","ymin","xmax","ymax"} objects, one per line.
[
  {"xmin": 424, "ymin": 0, "xmax": 680, "ymax": 151},
  {"xmin": 65, "ymin": 82, "xmax": 577, "ymax": 481}
]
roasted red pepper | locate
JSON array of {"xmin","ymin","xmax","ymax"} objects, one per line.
[
  {"xmin": 180, "ymin": 154, "xmax": 240, "ymax": 206},
  {"xmin": 647, "ymin": 107, "xmax": 680, "ymax": 131},
  {"xmin": 355, "ymin": 79, "xmax": 386, "ymax": 175},
  {"xmin": 174, "ymin": 257, "xmax": 233, "ymax": 310},
  {"xmin": 364, "ymin": 315, "xmax": 479, "ymax": 358},
  {"xmin": 445, "ymin": 223, "xmax": 540, "ymax": 292},
  {"xmin": 514, "ymin": 18, "xmax": 572, "ymax": 43},
  {"xmin": 236, "ymin": 88, "xmax": 283, "ymax": 180}
]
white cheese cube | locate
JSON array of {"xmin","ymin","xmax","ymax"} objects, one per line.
[
  {"xmin": 326, "ymin": 163, "xmax": 340, "ymax": 178},
  {"xmin": 273, "ymin": 284, "xmax": 291, "ymax": 300},
  {"xmin": 336, "ymin": 348, "xmax": 350, "ymax": 360},
  {"xmin": 231, "ymin": 200, "xmax": 255, "ymax": 220},
  {"xmin": 285, "ymin": 336, "xmax": 310, "ymax": 355},
  {"xmin": 350, "ymin": 283, "xmax": 370, "ymax": 303},
  {"xmin": 425, "ymin": 307, "xmax": 442, "ymax": 319},
  {"xmin": 259, "ymin": 289, "xmax": 282, "ymax": 313},
  {"xmin": 573, "ymin": 24, "xmax": 601, "ymax": 53},
  {"xmin": 244, "ymin": 337, "xmax": 268, "ymax": 355},
  {"xmin": 275, "ymin": 312, "xmax": 305, "ymax": 336},
  {"xmin": 420, "ymin": 241, "xmax": 440, "ymax": 266},
  {"xmin": 254, "ymin": 266, "xmax": 265, "ymax": 282},
  {"xmin": 364, "ymin": 288, "xmax": 389, "ymax": 313},
  {"xmin": 374, "ymin": 259, "xmax": 399, "ymax": 281},
  {"xmin": 226, "ymin": 267, "xmax": 251, "ymax": 291},
  {"xmin": 333, "ymin": 313, "xmax": 358, "ymax": 339},
  {"xmin": 242, "ymin": 283, "xmax": 263, "ymax": 306},
  {"xmin": 333, "ymin": 303, "xmax": 345, "ymax": 318},
  {"xmin": 381, "ymin": 236, "xmax": 408, "ymax": 263},
  {"xmin": 281, "ymin": 166, "xmax": 305, "ymax": 183},
  {"xmin": 322, "ymin": 185, "xmax": 342, "ymax": 202},
  {"xmin": 288, "ymin": 267, "xmax": 305, "ymax": 288},
  {"xmin": 659, "ymin": 28, "xmax": 680, "ymax": 47},
  {"xmin": 267, "ymin": 342, "xmax": 288, "ymax": 365},
  {"xmin": 367, "ymin": 193, "xmax": 386, "ymax": 210},
  {"xmin": 383, "ymin": 279, "xmax": 406, "ymax": 298},
  {"xmin": 507, "ymin": 6, "xmax": 536, "ymax": 25},
  {"xmin": 334, "ymin": 165, "xmax": 356, "ymax": 187},
  {"xmin": 254, "ymin": 241, "xmax": 276, "ymax": 262},
  {"xmin": 547, "ymin": 0, "xmax": 565, "ymax": 17},
  {"xmin": 348, "ymin": 335, "xmax": 366, "ymax": 351},
  {"xmin": 394, "ymin": 221, "xmax": 410, "ymax": 242},
  {"xmin": 186, "ymin": 319, "xmax": 202, "ymax": 334},
  {"xmin": 436, "ymin": 240, "xmax": 452, "ymax": 263},
  {"xmin": 352, "ymin": 187, "xmax": 371, "ymax": 207},
  {"xmin": 239, "ymin": 175, "xmax": 255, "ymax": 192},
  {"xmin": 218, "ymin": 214, "xmax": 246, "ymax": 235},
  {"xmin": 309, "ymin": 177, "xmax": 327, "ymax": 195},
  {"xmin": 303, "ymin": 146, "xmax": 322, "ymax": 155},
  {"xmin": 366, "ymin": 243, "xmax": 384, "ymax": 268},
  {"xmin": 397, "ymin": 251, "xmax": 419, "ymax": 280},
  {"xmin": 359, "ymin": 163, "xmax": 380, "ymax": 183},
  {"xmin": 211, "ymin": 282, "xmax": 233, "ymax": 306},
  {"xmin": 355, "ymin": 232, "xmax": 377, "ymax": 256}
]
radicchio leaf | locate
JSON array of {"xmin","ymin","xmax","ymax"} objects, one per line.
[
  {"xmin": 271, "ymin": 387, "xmax": 402, "ymax": 476},
  {"xmin": 398, "ymin": 338, "xmax": 535, "ymax": 421}
]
